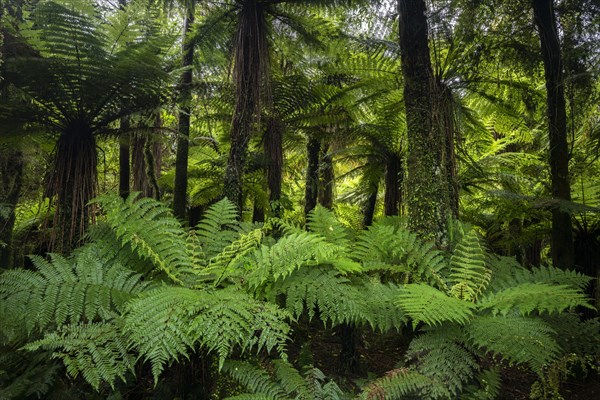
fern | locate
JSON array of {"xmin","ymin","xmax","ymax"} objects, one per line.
[
  {"xmin": 223, "ymin": 360, "xmax": 287, "ymax": 399},
  {"xmin": 449, "ymin": 228, "xmax": 491, "ymax": 301},
  {"xmin": 0, "ymin": 245, "xmax": 148, "ymax": 332},
  {"xmin": 306, "ymin": 205, "xmax": 351, "ymax": 247},
  {"xmin": 123, "ymin": 286, "xmax": 290, "ymax": 380},
  {"xmin": 396, "ymin": 284, "xmax": 476, "ymax": 327},
  {"xmin": 93, "ymin": 193, "xmax": 193, "ymax": 283},
  {"xmin": 195, "ymin": 198, "xmax": 241, "ymax": 259},
  {"xmin": 359, "ymin": 368, "xmax": 433, "ymax": 400},
  {"xmin": 25, "ymin": 322, "xmax": 134, "ymax": 390},
  {"xmin": 478, "ymin": 283, "xmax": 591, "ymax": 316},
  {"xmin": 466, "ymin": 315, "xmax": 560, "ymax": 375}
]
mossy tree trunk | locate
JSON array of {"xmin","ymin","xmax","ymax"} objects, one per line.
[
  {"xmin": 533, "ymin": 0, "xmax": 575, "ymax": 268},
  {"xmin": 119, "ymin": 117, "xmax": 130, "ymax": 199},
  {"xmin": 132, "ymin": 115, "xmax": 162, "ymax": 200},
  {"xmin": 222, "ymin": 0, "xmax": 269, "ymax": 212},
  {"xmin": 398, "ymin": 0, "xmax": 450, "ymax": 245},
  {"xmin": 173, "ymin": 4, "xmax": 195, "ymax": 221},
  {"xmin": 265, "ymin": 117, "xmax": 283, "ymax": 217},
  {"xmin": 318, "ymin": 141, "xmax": 334, "ymax": 210}
]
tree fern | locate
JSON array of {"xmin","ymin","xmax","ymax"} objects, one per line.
[
  {"xmin": 359, "ymin": 368, "xmax": 433, "ymax": 400},
  {"xmin": 306, "ymin": 205, "xmax": 352, "ymax": 247},
  {"xmin": 194, "ymin": 198, "xmax": 241, "ymax": 259},
  {"xmin": 449, "ymin": 228, "xmax": 491, "ymax": 301}
]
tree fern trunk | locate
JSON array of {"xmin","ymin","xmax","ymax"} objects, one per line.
[
  {"xmin": 398, "ymin": 0, "xmax": 450, "ymax": 245},
  {"xmin": 318, "ymin": 141, "xmax": 334, "ymax": 209},
  {"xmin": 265, "ymin": 117, "xmax": 283, "ymax": 217},
  {"xmin": 533, "ymin": 0, "xmax": 575, "ymax": 268},
  {"xmin": 363, "ymin": 184, "xmax": 378, "ymax": 228},
  {"xmin": 223, "ymin": 0, "xmax": 269, "ymax": 212},
  {"xmin": 0, "ymin": 147, "xmax": 23, "ymax": 267},
  {"xmin": 305, "ymin": 135, "xmax": 321, "ymax": 218},
  {"xmin": 173, "ymin": 5, "xmax": 195, "ymax": 221},
  {"xmin": 119, "ymin": 117, "xmax": 130, "ymax": 199},
  {"xmin": 384, "ymin": 154, "xmax": 402, "ymax": 216}
]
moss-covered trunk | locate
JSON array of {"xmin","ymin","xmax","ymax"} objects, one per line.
[
  {"xmin": 318, "ymin": 141, "xmax": 334, "ymax": 210},
  {"xmin": 119, "ymin": 117, "xmax": 130, "ymax": 199},
  {"xmin": 384, "ymin": 154, "xmax": 402, "ymax": 216},
  {"xmin": 173, "ymin": 5, "xmax": 195, "ymax": 221},
  {"xmin": 533, "ymin": 0, "xmax": 575, "ymax": 268},
  {"xmin": 398, "ymin": 0, "xmax": 450, "ymax": 245},
  {"xmin": 222, "ymin": 0, "xmax": 269, "ymax": 212}
]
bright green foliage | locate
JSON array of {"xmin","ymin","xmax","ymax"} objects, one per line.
[
  {"xmin": 397, "ymin": 284, "xmax": 476, "ymax": 327},
  {"xmin": 466, "ymin": 315, "xmax": 560, "ymax": 374},
  {"xmin": 195, "ymin": 198, "xmax": 241, "ymax": 258},
  {"xmin": 223, "ymin": 359, "xmax": 345, "ymax": 400},
  {"xmin": 449, "ymin": 229, "xmax": 491, "ymax": 301},
  {"xmin": 307, "ymin": 204, "xmax": 352, "ymax": 247},
  {"xmin": 359, "ymin": 368, "xmax": 433, "ymax": 400},
  {"xmin": 25, "ymin": 322, "xmax": 134, "ymax": 390},
  {"xmin": 0, "ymin": 246, "xmax": 148, "ymax": 332},
  {"xmin": 478, "ymin": 283, "xmax": 591, "ymax": 316}
]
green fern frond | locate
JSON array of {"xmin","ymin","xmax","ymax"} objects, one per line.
[
  {"xmin": 466, "ymin": 315, "xmax": 560, "ymax": 375},
  {"xmin": 93, "ymin": 193, "xmax": 192, "ymax": 283},
  {"xmin": 24, "ymin": 322, "xmax": 134, "ymax": 390},
  {"xmin": 462, "ymin": 368, "xmax": 501, "ymax": 400},
  {"xmin": 478, "ymin": 283, "xmax": 591, "ymax": 316},
  {"xmin": 195, "ymin": 198, "xmax": 241, "ymax": 259},
  {"xmin": 397, "ymin": 284, "xmax": 476, "ymax": 327},
  {"xmin": 307, "ymin": 205, "xmax": 351, "ymax": 247},
  {"xmin": 208, "ymin": 228, "xmax": 265, "ymax": 285},
  {"xmin": 407, "ymin": 329, "xmax": 478, "ymax": 397},
  {"xmin": 449, "ymin": 228, "xmax": 491, "ymax": 301},
  {"xmin": 223, "ymin": 360, "xmax": 287, "ymax": 399},
  {"xmin": 0, "ymin": 245, "xmax": 147, "ymax": 332},
  {"xmin": 359, "ymin": 368, "xmax": 432, "ymax": 400},
  {"xmin": 124, "ymin": 286, "xmax": 290, "ymax": 380}
]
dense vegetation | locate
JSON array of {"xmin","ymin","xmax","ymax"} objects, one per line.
[{"xmin": 1, "ymin": 0, "xmax": 599, "ymax": 399}]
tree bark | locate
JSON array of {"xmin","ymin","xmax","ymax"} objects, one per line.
[
  {"xmin": 304, "ymin": 135, "xmax": 321, "ymax": 218},
  {"xmin": 222, "ymin": 0, "xmax": 269, "ymax": 212},
  {"xmin": 533, "ymin": 0, "xmax": 575, "ymax": 268},
  {"xmin": 318, "ymin": 141, "xmax": 334, "ymax": 209},
  {"xmin": 264, "ymin": 117, "xmax": 283, "ymax": 217},
  {"xmin": 119, "ymin": 117, "xmax": 130, "ymax": 199},
  {"xmin": 398, "ymin": 0, "xmax": 450, "ymax": 245},
  {"xmin": 384, "ymin": 154, "xmax": 402, "ymax": 216},
  {"xmin": 0, "ymin": 147, "xmax": 23, "ymax": 267},
  {"xmin": 173, "ymin": 5, "xmax": 195, "ymax": 221},
  {"xmin": 363, "ymin": 186, "xmax": 378, "ymax": 228}
]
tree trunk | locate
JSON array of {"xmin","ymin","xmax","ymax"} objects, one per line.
[
  {"xmin": 119, "ymin": 117, "xmax": 130, "ymax": 199},
  {"xmin": 0, "ymin": 147, "xmax": 23, "ymax": 267},
  {"xmin": 47, "ymin": 125, "xmax": 97, "ymax": 252},
  {"xmin": 222, "ymin": 0, "xmax": 269, "ymax": 212},
  {"xmin": 398, "ymin": 0, "xmax": 450, "ymax": 245},
  {"xmin": 305, "ymin": 135, "xmax": 321, "ymax": 218},
  {"xmin": 533, "ymin": 0, "xmax": 575, "ymax": 268},
  {"xmin": 384, "ymin": 154, "xmax": 402, "ymax": 216},
  {"xmin": 318, "ymin": 141, "xmax": 334, "ymax": 209},
  {"xmin": 437, "ymin": 83, "xmax": 459, "ymax": 217},
  {"xmin": 363, "ymin": 186, "xmax": 378, "ymax": 228},
  {"xmin": 132, "ymin": 116, "xmax": 162, "ymax": 200},
  {"xmin": 173, "ymin": 5, "xmax": 195, "ymax": 221},
  {"xmin": 264, "ymin": 117, "xmax": 283, "ymax": 217}
]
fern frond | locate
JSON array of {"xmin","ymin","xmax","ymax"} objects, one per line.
[
  {"xmin": 195, "ymin": 198, "xmax": 241, "ymax": 259},
  {"xmin": 124, "ymin": 286, "xmax": 290, "ymax": 380},
  {"xmin": 223, "ymin": 360, "xmax": 287, "ymax": 399},
  {"xmin": 396, "ymin": 284, "xmax": 476, "ymax": 327},
  {"xmin": 24, "ymin": 322, "xmax": 134, "ymax": 390},
  {"xmin": 449, "ymin": 228, "xmax": 491, "ymax": 301},
  {"xmin": 306, "ymin": 205, "xmax": 351, "ymax": 247},
  {"xmin": 462, "ymin": 368, "xmax": 501, "ymax": 400},
  {"xmin": 478, "ymin": 283, "xmax": 591, "ymax": 316},
  {"xmin": 0, "ymin": 245, "xmax": 147, "ymax": 332},
  {"xmin": 359, "ymin": 368, "xmax": 432, "ymax": 400},
  {"xmin": 466, "ymin": 315, "xmax": 560, "ymax": 374},
  {"xmin": 93, "ymin": 193, "xmax": 192, "ymax": 283},
  {"xmin": 407, "ymin": 328, "xmax": 478, "ymax": 397}
]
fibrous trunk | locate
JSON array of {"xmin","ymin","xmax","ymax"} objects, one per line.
[
  {"xmin": 119, "ymin": 117, "xmax": 130, "ymax": 199},
  {"xmin": 318, "ymin": 141, "xmax": 334, "ymax": 209},
  {"xmin": 384, "ymin": 154, "xmax": 402, "ymax": 216},
  {"xmin": 533, "ymin": 0, "xmax": 575, "ymax": 268},
  {"xmin": 47, "ymin": 124, "xmax": 97, "ymax": 252},
  {"xmin": 264, "ymin": 117, "xmax": 283, "ymax": 217},
  {"xmin": 132, "ymin": 116, "xmax": 162, "ymax": 200},
  {"xmin": 222, "ymin": 0, "xmax": 269, "ymax": 212},
  {"xmin": 398, "ymin": 0, "xmax": 450, "ymax": 245},
  {"xmin": 173, "ymin": 5, "xmax": 195, "ymax": 221}
]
